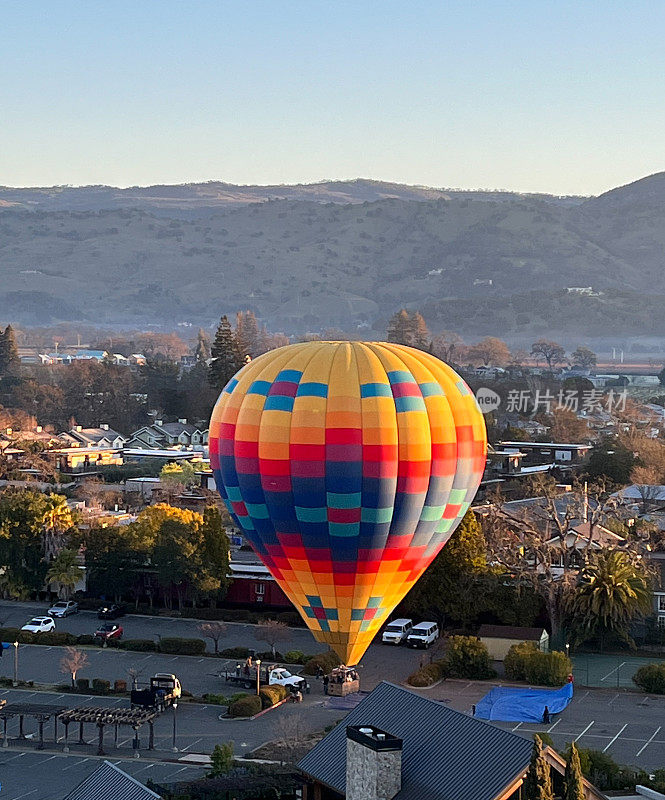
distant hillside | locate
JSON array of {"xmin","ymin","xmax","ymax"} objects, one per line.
[
  {"xmin": 0, "ymin": 179, "xmax": 582, "ymax": 216},
  {"xmin": 0, "ymin": 173, "xmax": 663, "ymax": 336}
]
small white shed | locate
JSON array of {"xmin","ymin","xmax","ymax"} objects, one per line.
[{"xmin": 478, "ymin": 625, "xmax": 549, "ymax": 661}]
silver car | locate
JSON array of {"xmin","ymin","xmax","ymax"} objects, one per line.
[{"xmin": 47, "ymin": 600, "xmax": 79, "ymax": 617}]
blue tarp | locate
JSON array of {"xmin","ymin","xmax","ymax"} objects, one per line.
[{"xmin": 475, "ymin": 682, "xmax": 573, "ymax": 722}]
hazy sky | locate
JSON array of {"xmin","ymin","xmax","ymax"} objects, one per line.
[{"xmin": 3, "ymin": 1, "xmax": 665, "ymax": 194}]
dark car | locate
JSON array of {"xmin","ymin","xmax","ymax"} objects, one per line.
[
  {"xmin": 94, "ymin": 622, "xmax": 123, "ymax": 642},
  {"xmin": 97, "ymin": 603, "xmax": 125, "ymax": 619}
]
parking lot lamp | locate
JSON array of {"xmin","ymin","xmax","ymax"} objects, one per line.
[
  {"xmin": 172, "ymin": 701, "xmax": 178, "ymax": 753},
  {"xmin": 256, "ymin": 659, "xmax": 262, "ymax": 696},
  {"xmin": 12, "ymin": 642, "xmax": 18, "ymax": 687}
]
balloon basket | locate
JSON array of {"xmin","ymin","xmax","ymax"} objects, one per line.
[{"xmin": 327, "ymin": 665, "xmax": 360, "ymax": 697}]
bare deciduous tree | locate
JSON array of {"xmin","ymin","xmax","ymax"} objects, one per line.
[
  {"xmin": 197, "ymin": 621, "xmax": 228, "ymax": 655},
  {"xmin": 255, "ymin": 619, "xmax": 291, "ymax": 658},
  {"xmin": 60, "ymin": 647, "xmax": 89, "ymax": 688}
]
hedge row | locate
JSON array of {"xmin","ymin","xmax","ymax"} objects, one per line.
[
  {"xmin": 0, "ymin": 629, "xmax": 210, "ymax": 656},
  {"xmin": 407, "ymin": 661, "xmax": 447, "ymax": 687},
  {"xmin": 504, "ymin": 642, "xmax": 571, "ymax": 686},
  {"xmin": 259, "ymin": 684, "xmax": 288, "ymax": 709},
  {"xmin": 302, "ymin": 650, "xmax": 342, "ymax": 675},
  {"xmin": 634, "ymin": 663, "xmax": 665, "ymax": 694},
  {"xmin": 229, "ymin": 694, "xmax": 262, "ymax": 717}
]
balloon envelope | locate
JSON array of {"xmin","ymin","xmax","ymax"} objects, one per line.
[{"xmin": 209, "ymin": 341, "xmax": 486, "ymax": 665}]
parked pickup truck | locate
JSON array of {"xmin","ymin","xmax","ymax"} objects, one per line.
[
  {"xmin": 131, "ymin": 673, "xmax": 182, "ymax": 712},
  {"xmin": 224, "ymin": 666, "xmax": 309, "ymax": 693}
]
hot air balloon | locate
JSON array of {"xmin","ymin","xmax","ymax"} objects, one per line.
[{"xmin": 209, "ymin": 341, "xmax": 486, "ymax": 666}]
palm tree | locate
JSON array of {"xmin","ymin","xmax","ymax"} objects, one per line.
[
  {"xmin": 41, "ymin": 494, "xmax": 74, "ymax": 558},
  {"xmin": 571, "ymin": 550, "xmax": 652, "ymax": 647},
  {"xmin": 47, "ymin": 549, "xmax": 81, "ymax": 599}
]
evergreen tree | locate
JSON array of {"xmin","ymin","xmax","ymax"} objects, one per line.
[
  {"xmin": 524, "ymin": 736, "xmax": 554, "ymax": 800},
  {"xmin": 195, "ymin": 329, "xmax": 211, "ymax": 363},
  {"xmin": 563, "ymin": 742, "xmax": 585, "ymax": 800},
  {"xmin": 387, "ymin": 309, "xmax": 414, "ymax": 345},
  {"xmin": 410, "ymin": 312, "xmax": 430, "ymax": 350},
  {"xmin": 208, "ymin": 315, "xmax": 243, "ymax": 391},
  {"xmin": 235, "ymin": 310, "xmax": 260, "ymax": 359},
  {"xmin": 0, "ymin": 324, "xmax": 19, "ymax": 375}
]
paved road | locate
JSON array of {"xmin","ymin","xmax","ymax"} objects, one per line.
[{"xmin": 0, "ymin": 601, "xmax": 425, "ymax": 696}]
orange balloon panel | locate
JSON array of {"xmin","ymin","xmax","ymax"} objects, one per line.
[{"xmin": 209, "ymin": 342, "xmax": 486, "ymax": 665}]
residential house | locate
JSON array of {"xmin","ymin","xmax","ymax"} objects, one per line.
[
  {"xmin": 51, "ymin": 447, "xmax": 124, "ymax": 478},
  {"xmin": 299, "ymin": 682, "xmax": 605, "ymax": 800},
  {"xmin": 59, "ymin": 425, "xmax": 127, "ymax": 450},
  {"xmin": 126, "ymin": 419, "xmax": 208, "ymax": 451},
  {"xmin": 499, "ymin": 441, "xmax": 591, "ymax": 468}
]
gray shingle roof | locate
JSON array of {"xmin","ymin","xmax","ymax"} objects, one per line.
[
  {"xmin": 64, "ymin": 760, "xmax": 162, "ymax": 800},
  {"xmin": 298, "ymin": 682, "xmax": 533, "ymax": 800}
]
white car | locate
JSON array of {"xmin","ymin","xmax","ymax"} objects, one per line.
[
  {"xmin": 21, "ymin": 617, "xmax": 56, "ymax": 634},
  {"xmin": 48, "ymin": 600, "xmax": 78, "ymax": 617}
]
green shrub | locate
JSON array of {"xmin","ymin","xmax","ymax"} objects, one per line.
[
  {"xmin": 229, "ymin": 692, "xmax": 250, "ymax": 704},
  {"xmin": 76, "ymin": 678, "xmax": 90, "ymax": 691},
  {"xmin": 0, "ymin": 678, "xmax": 12, "ymax": 688},
  {"xmin": 76, "ymin": 634, "xmax": 97, "ymax": 646},
  {"xmin": 634, "ymin": 663, "xmax": 665, "ymax": 694},
  {"xmin": 219, "ymin": 647, "xmax": 250, "ymax": 659},
  {"xmin": 229, "ymin": 694, "xmax": 262, "ymax": 717},
  {"xmin": 259, "ymin": 684, "xmax": 288, "ymax": 708},
  {"xmin": 202, "ymin": 693, "xmax": 228, "ymax": 705},
  {"xmin": 302, "ymin": 650, "xmax": 341, "ymax": 675},
  {"xmin": 0, "ymin": 628, "xmax": 21, "ymax": 643},
  {"xmin": 114, "ymin": 679, "xmax": 127, "ymax": 693},
  {"xmin": 284, "ymin": 650, "xmax": 307, "ymax": 664},
  {"xmin": 445, "ymin": 636, "xmax": 496, "ymax": 680},
  {"xmin": 159, "ymin": 638, "xmax": 206, "ymax": 656},
  {"xmin": 105, "ymin": 638, "xmax": 122, "ymax": 648},
  {"xmin": 39, "ymin": 631, "xmax": 77, "ymax": 646},
  {"xmin": 123, "ymin": 639, "xmax": 157, "ymax": 652},
  {"xmin": 277, "ymin": 611, "xmax": 305, "ymax": 627},
  {"xmin": 92, "ymin": 678, "xmax": 110, "ymax": 694},
  {"xmin": 256, "ymin": 650, "xmax": 283, "ymax": 661},
  {"xmin": 407, "ymin": 661, "xmax": 447, "ymax": 687},
  {"xmin": 504, "ymin": 641, "xmax": 539, "ymax": 681},
  {"xmin": 525, "ymin": 650, "xmax": 571, "ymax": 687}
]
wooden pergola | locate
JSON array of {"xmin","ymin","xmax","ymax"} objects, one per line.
[
  {"xmin": 58, "ymin": 706, "xmax": 158, "ymax": 756},
  {"xmin": 0, "ymin": 702, "xmax": 66, "ymax": 751}
]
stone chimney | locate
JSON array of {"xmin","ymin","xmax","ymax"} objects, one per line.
[
  {"xmin": 75, "ymin": 425, "xmax": 82, "ymax": 432},
  {"xmin": 178, "ymin": 418, "xmax": 187, "ymax": 424},
  {"xmin": 155, "ymin": 419, "xmax": 163, "ymax": 426},
  {"xmin": 346, "ymin": 726, "xmax": 402, "ymax": 800},
  {"xmin": 100, "ymin": 423, "xmax": 109, "ymax": 430}
]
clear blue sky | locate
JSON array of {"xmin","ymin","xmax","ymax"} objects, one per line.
[{"xmin": 2, "ymin": 0, "xmax": 665, "ymax": 194}]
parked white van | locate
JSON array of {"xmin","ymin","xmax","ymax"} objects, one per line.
[
  {"xmin": 381, "ymin": 618, "xmax": 413, "ymax": 645},
  {"xmin": 406, "ymin": 622, "xmax": 439, "ymax": 649}
]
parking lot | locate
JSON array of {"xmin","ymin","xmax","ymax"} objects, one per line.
[
  {"xmin": 433, "ymin": 679, "xmax": 665, "ymax": 772},
  {"xmin": 0, "ymin": 750, "xmax": 206, "ymax": 800}
]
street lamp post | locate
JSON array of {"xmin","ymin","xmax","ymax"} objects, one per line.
[
  {"xmin": 255, "ymin": 659, "xmax": 262, "ymax": 696},
  {"xmin": 171, "ymin": 701, "xmax": 178, "ymax": 753},
  {"xmin": 13, "ymin": 642, "xmax": 18, "ymax": 686}
]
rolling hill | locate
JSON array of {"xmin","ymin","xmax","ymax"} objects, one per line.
[{"xmin": 0, "ymin": 174, "xmax": 663, "ymax": 337}]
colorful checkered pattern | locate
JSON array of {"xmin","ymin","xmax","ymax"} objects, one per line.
[{"xmin": 209, "ymin": 342, "xmax": 486, "ymax": 665}]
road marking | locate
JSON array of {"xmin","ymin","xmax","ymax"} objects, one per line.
[
  {"xmin": 512, "ymin": 722, "xmax": 523, "ymax": 732},
  {"xmin": 181, "ymin": 738, "xmax": 203, "ymax": 751},
  {"xmin": 636, "ymin": 726, "xmax": 661, "ymax": 757},
  {"xmin": 547, "ymin": 719, "xmax": 560, "ymax": 734},
  {"xmin": 61, "ymin": 758, "xmax": 89, "ymax": 771},
  {"xmin": 575, "ymin": 721, "xmax": 594, "ymax": 741},
  {"xmin": 608, "ymin": 694, "xmax": 620, "ymax": 705},
  {"xmin": 169, "ymin": 657, "xmax": 179, "ymax": 662},
  {"xmin": 197, "ymin": 659, "xmax": 205, "ymax": 663},
  {"xmin": 9, "ymin": 789, "xmax": 38, "ymax": 799},
  {"xmin": 603, "ymin": 723, "xmax": 627, "ymax": 752},
  {"xmin": 0, "ymin": 753, "xmax": 26, "ymax": 763},
  {"xmin": 601, "ymin": 662, "xmax": 626, "ymax": 682}
]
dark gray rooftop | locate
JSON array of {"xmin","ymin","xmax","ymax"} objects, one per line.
[
  {"xmin": 298, "ymin": 682, "xmax": 533, "ymax": 800},
  {"xmin": 64, "ymin": 760, "xmax": 161, "ymax": 800}
]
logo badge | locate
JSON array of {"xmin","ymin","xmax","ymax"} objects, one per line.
[{"xmin": 475, "ymin": 387, "xmax": 501, "ymax": 414}]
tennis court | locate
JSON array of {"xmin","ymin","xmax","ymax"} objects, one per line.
[{"xmin": 572, "ymin": 653, "xmax": 664, "ymax": 688}]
